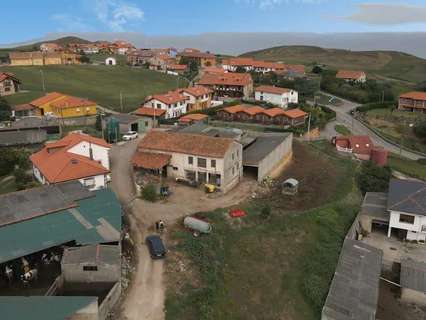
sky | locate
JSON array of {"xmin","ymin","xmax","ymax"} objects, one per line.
[{"xmin": 2, "ymin": 0, "xmax": 426, "ymax": 44}]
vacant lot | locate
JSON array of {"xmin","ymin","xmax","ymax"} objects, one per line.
[
  {"xmin": 1, "ymin": 65, "xmax": 185, "ymax": 112},
  {"xmin": 165, "ymin": 141, "xmax": 360, "ymax": 320},
  {"xmin": 388, "ymin": 154, "xmax": 426, "ymax": 180},
  {"xmin": 363, "ymin": 108, "xmax": 426, "ymax": 154}
]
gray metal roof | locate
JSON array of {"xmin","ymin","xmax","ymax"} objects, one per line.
[
  {"xmin": 62, "ymin": 244, "xmax": 120, "ymax": 266},
  {"xmin": 242, "ymin": 133, "xmax": 291, "ymax": 166},
  {"xmin": 360, "ymin": 192, "xmax": 389, "ymax": 221},
  {"xmin": 0, "ymin": 181, "xmax": 92, "ymax": 227},
  {"xmin": 322, "ymin": 239, "xmax": 382, "ymax": 320},
  {"xmin": 178, "ymin": 122, "xmax": 243, "ymax": 139},
  {"xmin": 0, "ymin": 129, "xmax": 47, "ymax": 146},
  {"xmin": 109, "ymin": 113, "xmax": 140, "ymax": 124},
  {"xmin": 387, "ymin": 179, "xmax": 426, "ymax": 216},
  {"xmin": 401, "ymin": 259, "xmax": 426, "ymax": 292}
]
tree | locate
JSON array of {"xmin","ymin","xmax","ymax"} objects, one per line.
[
  {"xmin": 312, "ymin": 65, "xmax": 323, "ymax": 74},
  {"xmin": 141, "ymin": 184, "xmax": 157, "ymax": 202},
  {"xmin": 356, "ymin": 161, "xmax": 391, "ymax": 195},
  {"xmin": 79, "ymin": 54, "xmax": 91, "ymax": 64},
  {"xmin": 414, "ymin": 119, "xmax": 426, "ymax": 139},
  {"xmin": 95, "ymin": 114, "xmax": 103, "ymax": 132},
  {"xmin": 0, "ymin": 97, "xmax": 11, "ymax": 121}
]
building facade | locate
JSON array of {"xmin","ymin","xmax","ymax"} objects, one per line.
[
  {"xmin": 143, "ymin": 91, "xmax": 188, "ymax": 119},
  {"xmin": 0, "ymin": 72, "xmax": 20, "ymax": 96},
  {"xmin": 180, "ymin": 86, "xmax": 212, "ymax": 112},
  {"xmin": 399, "ymin": 92, "xmax": 426, "ymax": 112},
  {"xmin": 254, "ymin": 85, "xmax": 298, "ymax": 108},
  {"xmin": 198, "ymin": 72, "xmax": 253, "ymax": 99}
]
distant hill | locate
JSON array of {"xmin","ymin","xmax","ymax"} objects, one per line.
[
  {"xmin": 11, "ymin": 36, "xmax": 91, "ymax": 52},
  {"xmin": 241, "ymin": 46, "xmax": 426, "ymax": 84}
]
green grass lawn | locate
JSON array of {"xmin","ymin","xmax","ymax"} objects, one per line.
[
  {"xmin": 388, "ymin": 154, "xmax": 426, "ymax": 180},
  {"xmin": 0, "ymin": 65, "xmax": 186, "ymax": 112},
  {"xmin": 165, "ymin": 141, "xmax": 360, "ymax": 320},
  {"xmin": 334, "ymin": 124, "xmax": 351, "ymax": 136},
  {"xmin": 364, "ymin": 109, "xmax": 426, "ymax": 154},
  {"xmin": 0, "ymin": 176, "xmax": 17, "ymax": 195}
]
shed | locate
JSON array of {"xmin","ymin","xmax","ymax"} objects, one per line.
[
  {"xmin": 401, "ymin": 258, "xmax": 426, "ymax": 306},
  {"xmin": 359, "ymin": 192, "xmax": 389, "ymax": 233},
  {"xmin": 242, "ymin": 132, "xmax": 293, "ymax": 182},
  {"xmin": 104, "ymin": 113, "xmax": 143, "ymax": 134},
  {"xmin": 105, "ymin": 57, "xmax": 116, "ymax": 66},
  {"xmin": 61, "ymin": 244, "xmax": 121, "ymax": 284}
]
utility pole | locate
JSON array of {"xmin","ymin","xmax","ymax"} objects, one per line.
[
  {"xmin": 307, "ymin": 112, "xmax": 311, "ymax": 141},
  {"xmin": 120, "ymin": 91, "xmax": 123, "ymax": 112},
  {"xmin": 40, "ymin": 69, "xmax": 46, "ymax": 92}
]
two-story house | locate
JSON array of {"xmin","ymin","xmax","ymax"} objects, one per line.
[
  {"xmin": 254, "ymin": 85, "xmax": 298, "ymax": 108},
  {"xmin": 132, "ymin": 131, "xmax": 243, "ymax": 193},
  {"xmin": 387, "ymin": 179, "xmax": 426, "ymax": 241},
  {"xmin": 179, "ymin": 86, "xmax": 213, "ymax": 112},
  {"xmin": 30, "ymin": 132, "xmax": 111, "ymax": 190},
  {"xmin": 399, "ymin": 92, "xmax": 426, "ymax": 112},
  {"xmin": 0, "ymin": 72, "xmax": 21, "ymax": 96},
  {"xmin": 198, "ymin": 72, "xmax": 253, "ymax": 99},
  {"xmin": 143, "ymin": 90, "xmax": 188, "ymax": 119},
  {"xmin": 177, "ymin": 49, "xmax": 216, "ymax": 67}
]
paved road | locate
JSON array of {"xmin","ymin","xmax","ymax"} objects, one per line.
[{"xmin": 318, "ymin": 93, "xmax": 423, "ymax": 160}]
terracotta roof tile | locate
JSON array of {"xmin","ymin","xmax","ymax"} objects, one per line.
[
  {"xmin": 132, "ymin": 152, "xmax": 171, "ymax": 169},
  {"xmin": 400, "ymin": 91, "xmax": 426, "ymax": 101},
  {"xmin": 148, "ymin": 90, "xmax": 188, "ymax": 105},
  {"xmin": 179, "ymin": 113, "xmax": 208, "ymax": 122},
  {"xmin": 240, "ymin": 106, "xmax": 265, "ymax": 116},
  {"xmin": 282, "ymin": 108, "xmax": 308, "ymax": 119},
  {"xmin": 198, "ymin": 72, "xmax": 253, "ymax": 86},
  {"xmin": 262, "ymin": 107, "xmax": 286, "ymax": 117},
  {"xmin": 30, "ymin": 92, "xmax": 65, "ymax": 107},
  {"xmin": 0, "ymin": 72, "xmax": 20, "ymax": 83},
  {"xmin": 336, "ymin": 70, "xmax": 366, "ymax": 80},
  {"xmin": 138, "ymin": 131, "xmax": 234, "ymax": 158},
  {"xmin": 180, "ymin": 86, "xmax": 212, "ymax": 97},
  {"xmin": 134, "ymin": 107, "xmax": 166, "ymax": 117},
  {"xmin": 255, "ymin": 85, "xmax": 290, "ymax": 95},
  {"xmin": 222, "ymin": 104, "xmax": 247, "ymax": 114},
  {"xmin": 12, "ymin": 104, "xmax": 36, "ymax": 112},
  {"xmin": 50, "ymin": 96, "xmax": 96, "ymax": 109}
]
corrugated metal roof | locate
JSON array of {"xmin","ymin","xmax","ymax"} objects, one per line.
[
  {"xmin": 0, "ymin": 188, "xmax": 121, "ymax": 264},
  {"xmin": 242, "ymin": 133, "xmax": 291, "ymax": 166},
  {"xmin": 0, "ymin": 296, "xmax": 98, "ymax": 320},
  {"xmin": 62, "ymin": 244, "xmax": 120, "ymax": 265},
  {"xmin": 388, "ymin": 179, "xmax": 426, "ymax": 216},
  {"xmin": 401, "ymin": 258, "xmax": 426, "ymax": 292}
]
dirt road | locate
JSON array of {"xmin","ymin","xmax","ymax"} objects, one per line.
[{"xmin": 110, "ymin": 138, "xmax": 257, "ymax": 320}]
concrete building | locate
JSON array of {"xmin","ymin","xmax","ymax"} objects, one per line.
[
  {"xmin": 0, "ymin": 72, "xmax": 20, "ymax": 96},
  {"xmin": 143, "ymin": 90, "xmax": 188, "ymax": 119},
  {"xmin": 132, "ymin": 131, "xmax": 243, "ymax": 193},
  {"xmin": 254, "ymin": 85, "xmax": 298, "ymax": 108},
  {"xmin": 399, "ymin": 91, "xmax": 426, "ymax": 112},
  {"xmin": 401, "ymin": 258, "xmax": 426, "ymax": 306},
  {"xmin": 30, "ymin": 132, "xmax": 111, "ymax": 190},
  {"xmin": 61, "ymin": 244, "xmax": 121, "ymax": 284},
  {"xmin": 133, "ymin": 107, "xmax": 166, "ymax": 130},
  {"xmin": 321, "ymin": 239, "xmax": 382, "ymax": 320},
  {"xmin": 242, "ymin": 133, "xmax": 293, "ymax": 182},
  {"xmin": 104, "ymin": 113, "xmax": 144, "ymax": 134}
]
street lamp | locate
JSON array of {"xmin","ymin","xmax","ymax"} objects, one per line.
[{"xmin": 400, "ymin": 122, "xmax": 414, "ymax": 156}]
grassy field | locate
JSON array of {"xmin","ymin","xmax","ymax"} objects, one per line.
[
  {"xmin": 363, "ymin": 108, "xmax": 426, "ymax": 154},
  {"xmin": 165, "ymin": 141, "xmax": 360, "ymax": 320},
  {"xmin": 242, "ymin": 45, "xmax": 426, "ymax": 84},
  {"xmin": 334, "ymin": 124, "xmax": 351, "ymax": 136},
  {"xmin": 388, "ymin": 154, "xmax": 426, "ymax": 180},
  {"xmin": 0, "ymin": 65, "xmax": 186, "ymax": 112}
]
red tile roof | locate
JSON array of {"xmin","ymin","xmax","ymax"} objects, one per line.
[
  {"xmin": 12, "ymin": 104, "xmax": 36, "ymax": 112},
  {"xmin": 222, "ymin": 104, "xmax": 247, "ymax": 114},
  {"xmin": 179, "ymin": 113, "xmax": 208, "ymax": 123},
  {"xmin": 282, "ymin": 108, "xmax": 308, "ymax": 119},
  {"xmin": 222, "ymin": 58, "xmax": 256, "ymax": 66},
  {"xmin": 138, "ymin": 131, "xmax": 234, "ymax": 158},
  {"xmin": 167, "ymin": 64, "xmax": 187, "ymax": 71},
  {"xmin": 178, "ymin": 51, "xmax": 215, "ymax": 59},
  {"xmin": 180, "ymin": 86, "xmax": 212, "ymax": 97},
  {"xmin": 134, "ymin": 107, "xmax": 166, "ymax": 117},
  {"xmin": 50, "ymin": 96, "xmax": 96, "ymax": 109},
  {"xmin": 198, "ymin": 72, "xmax": 253, "ymax": 86},
  {"xmin": 349, "ymin": 136, "xmax": 373, "ymax": 155},
  {"xmin": 148, "ymin": 90, "xmax": 188, "ymax": 105},
  {"xmin": 400, "ymin": 91, "xmax": 426, "ymax": 101},
  {"xmin": 262, "ymin": 107, "xmax": 286, "ymax": 117},
  {"xmin": 203, "ymin": 66, "xmax": 225, "ymax": 74},
  {"xmin": 132, "ymin": 151, "xmax": 171, "ymax": 169},
  {"xmin": 0, "ymin": 72, "xmax": 20, "ymax": 83},
  {"xmin": 336, "ymin": 70, "xmax": 366, "ymax": 80},
  {"xmin": 30, "ymin": 92, "xmax": 65, "ymax": 107},
  {"xmin": 30, "ymin": 133, "xmax": 111, "ymax": 183},
  {"xmin": 240, "ymin": 106, "xmax": 265, "ymax": 116},
  {"xmin": 255, "ymin": 85, "xmax": 290, "ymax": 95}
]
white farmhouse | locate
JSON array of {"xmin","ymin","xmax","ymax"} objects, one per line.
[
  {"xmin": 105, "ymin": 57, "xmax": 117, "ymax": 66},
  {"xmin": 143, "ymin": 90, "xmax": 188, "ymax": 119},
  {"xmin": 30, "ymin": 132, "xmax": 111, "ymax": 190},
  {"xmin": 387, "ymin": 179, "xmax": 426, "ymax": 241},
  {"xmin": 132, "ymin": 131, "xmax": 243, "ymax": 193},
  {"xmin": 255, "ymin": 85, "xmax": 298, "ymax": 108}
]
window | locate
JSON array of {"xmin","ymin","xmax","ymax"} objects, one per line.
[
  {"xmin": 86, "ymin": 107, "xmax": 90, "ymax": 111},
  {"xmin": 156, "ymin": 103, "xmax": 161, "ymax": 109},
  {"xmin": 232, "ymin": 153, "xmax": 235, "ymax": 160},
  {"xmin": 76, "ymin": 108, "xmax": 80, "ymax": 112},
  {"xmin": 232, "ymin": 167, "xmax": 235, "ymax": 175},
  {"xmin": 173, "ymin": 167, "xmax": 178, "ymax": 171},
  {"xmin": 83, "ymin": 265, "xmax": 98, "ymax": 271},
  {"xmin": 211, "ymin": 160, "xmax": 216, "ymax": 168},
  {"xmin": 237, "ymin": 150, "xmax": 239, "ymax": 158},
  {"xmin": 399, "ymin": 214, "xmax": 415, "ymax": 224},
  {"xmin": 198, "ymin": 158, "xmax": 206, "ymax": 168},
  {"xmin": 145, "ymin": 121, "xmax": 149, "ymax": 127},
  {"xmin": 188, "ymin": 156, "xmax": 193, "ymax": 165},
  {"xmin": 83, "ymin": 177, "xmax": 95, "ymax": 187}
]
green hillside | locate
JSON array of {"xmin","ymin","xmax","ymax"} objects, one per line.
[
  {"xmin": 241, "ymin": 46, "xmax": 426, "ymax": 84},
  {"xmin": 0, "ymin": 65, "xmax": 185, "ymax": 112}
]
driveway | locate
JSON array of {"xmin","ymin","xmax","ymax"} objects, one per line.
[
  {"xmin": 318, "ymin": 92, "xmax": 423, "ymax": 160},
  {"xmin": 110, "ymin": 138, "xmax": 257, "ymax": 320}
]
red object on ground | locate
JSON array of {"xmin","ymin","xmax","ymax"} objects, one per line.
[{"xmin": 229, "ymin": 209, "xmax": 247, "ymax": 218}]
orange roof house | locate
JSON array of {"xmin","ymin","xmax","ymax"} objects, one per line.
[
  {"xmin": 336, "ymin": 70, "xmax": 366, "ymax": 82},
  {"xmin": 30, "ymin": 132, "xmax": 111, "ymax": 190},
  {"xmin": 334, "ymin": 135, "xmax": 374, "ymax": 161},
  {"xmin": 399, "ymin": 91, "xmax": 426, "ymax": 112},
  {"xmin": 198, "ymin": 73, "xmax": 253, "ymax": 98},
  {"xmin": 133, "ymin": 107, "xmax": 166, "ymax": 118},
  {"xmin": 255, "ymin": 85, "xmax": 290, "ymax": 95},
  {"xmin": 179, "ymin": 113, "xmax": 208, "ymax": 125},
  {"xmin": 0, "ymin": 72, "xmax": 21, "ymax": 96}
]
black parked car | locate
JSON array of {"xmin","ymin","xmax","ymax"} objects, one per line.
[{"xmin": 145, "ymin": 235, "xmax": 166, "ymax": 259}]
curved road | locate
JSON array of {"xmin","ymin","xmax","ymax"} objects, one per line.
[{"xmin": 318, "ymin": 93, "xmax": 423, "ymax": 160}]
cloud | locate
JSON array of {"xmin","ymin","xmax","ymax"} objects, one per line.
[
  {"xmin": 235, "ymin": 0, "xmax": 326, "ymax": 10},
  {"xmin": 344, "ymin": 3, "xmax": 426, "ymax": 25},
  {"xmin": 51, "ymin": 14, "xmax": 94, "ymax": 32}
]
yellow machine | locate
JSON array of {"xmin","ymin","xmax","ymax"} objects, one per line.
[{"xmin": 204, "ymin": 184, "xmax": 216, "ymax": 193}]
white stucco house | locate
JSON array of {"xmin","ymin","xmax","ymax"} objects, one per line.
[
  {"xmin": 30, "ymin": 132, "xmax": 111, "ymax": 190},
  {"xmin": 143, "ymin": 90, "xmax": 188, "ymax": 119},
  {"xmin": 132, "ymin": 131, "xmax": 243, "ymax": 193},
  {"xmin": 254, "ymin": 85, "xmax": 298, "ymax": 108},
  {"xmin": 387, "ymin": 179, "xmax": 426, "ymax": 241},
  {"xmin": 105, "ymin": 57, "xmax": 117, "ymax": 66}
]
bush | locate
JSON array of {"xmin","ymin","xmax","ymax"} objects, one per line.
[
  {"xmin": 356, "ymin": 161, "xmax": 391, "ymax": 195},
  {"xmin": 0, "ymin": 97, "xmax": 11, "ymax": 121},
  {"xmin": 355, "ymin": 101, "xmax": 396, "ymax": 113},
  {"xmin": 13, "ymin": 167, "xmax": 33, "ymax": 190},
  {"xmin": 141, "ymin": 184, "xmax": 157, "ymax": 202},
  {"xmin": 414, "ymin": 120, "xmax": 426, "ymax": 139}
]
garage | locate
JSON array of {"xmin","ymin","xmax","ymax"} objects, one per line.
[
  {"xmin": 359, "ymin": 192, "xmax": 389, "ymax": 234},
  {"xmin": 242, "ymin": 133, "xmax": 293, "ymax": 182}
]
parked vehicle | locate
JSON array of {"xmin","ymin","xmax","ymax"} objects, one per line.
[
  {"xmin": 176, "ymin": 177, "xmax": 199, "ymax": 187},
  {"xmin": 145, "ymin": 235, "xmax": 166, "ymax": 259},
  {"xmin": 184, "ymin": 216, "xmax": 212, "ymax": 234},
  {"xmin": 122, "ymin": 131, "xmax": 138, "ymax": 141}
]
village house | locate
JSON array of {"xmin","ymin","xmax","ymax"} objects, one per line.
[
  {"xmin": 143, "ymin": 90, "xmax": 188, "ymax": 119},
  {"xmin": 9, "ymin": 52, "xmax": 80, "ymax": 66},
  {"xmin": 254, "ymin": 85, "xmax": 298, "ymax": 108},
  {"xmin": 133, "ymin": 106, "xmax": 166, "ymax": 130},
  {"xmin": 221, "ymin": 57, "xmax": 305, "ymax": 76},
  {"xmin": 177, "ymin": 49, "xmax": 216, "ymax": 67},
  {"xmin": 112, "ymin": 40, "xmax": 135, "ymax": 55},
  {"xmin": 11, "ymin": 103, "xmax": 40, "ymax": 118},
  {"xmin": 0, "ymin": 72, "xmax": 20, "ymax": 96},
  {"xmin": 30, "ymin": 132, "xmax": 111, "ymax": 190},
  {"xmin": 28, "ymin": 92, "xmax": 98, "ymax": 118},
  {"xmin": 179, "ymin": 113, "xmax": 208, "ymax": 126},
  {"xmin": 399, "ymin": 92, "xmax": 426, "ymax": 112},
  {"xmin": 179, "ymin": 86, "xmax": 213, "ymax": 112},
  {"xmin": 132, "ymin": 131, "xmax": 243, "ymax": 192},
  {"xmin": 39, "ymin": 42, "xmax": 63, "ymax": 53},
  {"xmin": 198, "ymin": 72, "xmax": 253, "ymax": 98},
  {"xmin": 166, "ymin": 64, "xmax": 187, "ymax": 75},
  {"xmin": 336, "ymin": 70, "xmax": 367, "ymax": 83}
]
